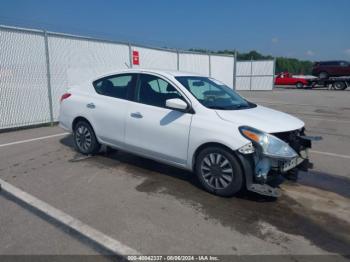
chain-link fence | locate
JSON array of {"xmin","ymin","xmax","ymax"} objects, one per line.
[
  {"xmin": 0, "ymin": 27, "xmax": 51, "ymax": 129},
  {"xmin": 0, "ymin": 25, "xmax": 237, "ymax": 130},
  {"xmin": 0, "ymin": 24, "xmax": 274, "ymax": 130}
]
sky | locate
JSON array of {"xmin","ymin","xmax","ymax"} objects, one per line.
[{"xmin": 0, "ymin": 0, "xmax": 349, "ymax": 61}]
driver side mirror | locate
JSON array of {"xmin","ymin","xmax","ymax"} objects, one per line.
[{"xmin": 166, "ymin": 98, "xmax": 188, "ymax": 111}]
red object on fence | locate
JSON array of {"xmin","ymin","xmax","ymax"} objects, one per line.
[{"xmin": 132, "ymin": 50, "xmax": 139, "ymax": 65}]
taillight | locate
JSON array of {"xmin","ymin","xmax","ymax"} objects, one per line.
[{"xmin": 60, "ymin": 93, "xmax": 71, "ymax": 103}]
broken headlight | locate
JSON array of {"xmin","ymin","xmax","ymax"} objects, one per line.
[{"xmin": 239, "ymin": 126, "xmax": 298, "ymax": 159}]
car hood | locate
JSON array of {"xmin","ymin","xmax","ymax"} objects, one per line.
[{"xmin": 216, "ymin": 105, "xmax": 304, "ymax": 133}]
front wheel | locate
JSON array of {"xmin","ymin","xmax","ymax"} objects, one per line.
[
  {"xmin": 296, "ymin": 82, "xmax": 304, "ymax": 89},
  {"xmin": 73, "ymin": 121, "xmax": 101, "ymax": 155},
  {"xmin": 195, "ymin": 147, "xmax": 244, "ymax": 197}
]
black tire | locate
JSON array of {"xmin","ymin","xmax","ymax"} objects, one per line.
[
  {"xmin": 195, "ymin": 146, "xmax": 244, "ymax": 197},
  {"xmin": 319, "ymin": 71, "xmax": 328, "ymax": 79},
  {"xmin": 73, "ymin": 120, "xmax": 100, "ymax": 155},
  {"xmin": 333, "ymin": 81, "xmax": 347, "ymax": 90},
  {"xmin": 295, "ymin": 82, "xmax": 304, "ymax": 89}
]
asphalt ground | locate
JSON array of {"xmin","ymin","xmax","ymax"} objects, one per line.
[{"xmin": 0, "ymin": 87, "xmax": 349, "ymax": 260}]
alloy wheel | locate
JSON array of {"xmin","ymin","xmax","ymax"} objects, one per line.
[
  {"xmin": 75, "ymin": 125, "xmax": 92, "ymax": 152},
  {"xmin": 200, "ymin": 153, "xmax": 234, "ymax": 189}
]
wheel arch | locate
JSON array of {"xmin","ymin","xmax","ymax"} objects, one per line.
[
  {"xmin": 192, "ymin": 142, "xmax": 240, "ymax": 170},
  {"xmin": 72, "ymin": 116, "xmax": 94, "ymax": 131}
]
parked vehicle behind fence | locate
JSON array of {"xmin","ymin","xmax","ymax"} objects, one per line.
[
  {"xmin": 312, "ymin": 61, "xmax": 350, "ymax": 79},
  {"xmin": 59, "ymin": 69, "xmax": 317, "ymax": 198}
]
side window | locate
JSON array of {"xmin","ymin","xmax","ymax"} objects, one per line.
[
  {"xmin": 330, "ymin": 62, "xmax": 338, "ymax": 66},
  {"xmin": 93, "ymin": 74, "xmax": 135, "ymax": 100},
  {"xmin": 137, "ymin": 74, "xmax": 183, "ymax": 108},
  {"xmin": 323, "ymin": 62, "xmax": 336, "ymax": 66}
]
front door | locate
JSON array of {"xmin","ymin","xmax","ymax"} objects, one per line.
[{"xmin": 125, "ymin": 73, "xmax": 192, "ymax": 165}]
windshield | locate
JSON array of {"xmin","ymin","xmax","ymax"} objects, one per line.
[{"xmin": 176, "ymin": 76, "xmax": 256, "ymax": 110}]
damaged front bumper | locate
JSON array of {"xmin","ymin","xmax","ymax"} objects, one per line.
[{"xmin": 238, "ymin": 129, "xmax": 321, "ymax": 197}]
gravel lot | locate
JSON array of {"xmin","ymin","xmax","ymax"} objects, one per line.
[{"xmin": 0, "ymin": 88, "xmax": 349, "ymax": 259}]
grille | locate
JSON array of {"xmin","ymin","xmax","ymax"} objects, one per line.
[{"xmin": 272, "ymin": 128, "xmax": 306, "ymax": 153}]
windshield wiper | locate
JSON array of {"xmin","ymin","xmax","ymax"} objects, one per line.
[
  {"xmin": 207, "ymin": 106, "xmax": 228, "ymax": 110},
  {"xmin": 207, "ymin": 105, "xmax": 243, "ymax": 110}
]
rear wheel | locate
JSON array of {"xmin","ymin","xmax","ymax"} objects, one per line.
[
  {"xmin": 73, "ymin": 121, "xmax": 100, "ymax": 155},
  {"xmin": 333, "ymin": 81, "xmax": 347, "ymax": 90},
  {"xmin": 195, "ymin": 146, "xmax": 243, "ymax": 197}
]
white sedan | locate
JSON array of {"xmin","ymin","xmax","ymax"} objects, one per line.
[{"xmin": 59, "ymin": 69, "xmax": 314, "ymax": 197}]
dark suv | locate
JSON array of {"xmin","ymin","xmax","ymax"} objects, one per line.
[{"xmin": 312, "ymin": 61, "xmax": 350, "ymax": 79}]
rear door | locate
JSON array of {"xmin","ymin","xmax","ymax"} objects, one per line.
[
  {"xmin": 125, "ymin": 73, "xmax": 192, "ymax": 166},
  {"xmin": 89, "ymin": 73, "xmax": 137, "ymax": 148}
]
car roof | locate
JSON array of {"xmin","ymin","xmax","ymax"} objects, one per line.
[{"xmin": 90, "ymin": 68, "xmax": 203, "ymax": 82}]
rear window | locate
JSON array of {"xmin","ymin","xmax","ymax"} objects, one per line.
[{"xmin": 93, "ymin": 74, "xmax": 136, "ymax": 100}]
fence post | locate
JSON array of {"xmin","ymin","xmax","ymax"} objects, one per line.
[
  {"xmin": 273, "ymin": 57, "xmax": 276, "ymax": 89},
  {"xmin": 128, "ymin": 43, "xmax": 133, "ymax": 68},
  {"xmin": 177, "ymin": 49, "xmax": 180, "ymax": 71},
  {"xmin": 44, "ymin": 30, "xmax": 54, "ymax": 126},
  {"xmin": 233, "ymin": 51, "xmax": 237, "ymax": 89},
  {"xmin": 249, "ymin": 57, "xmax": 253, "ymax": 91},
  {"xmin": 208, "ymin": 53, "xmax": 212, "ymax": 77}
]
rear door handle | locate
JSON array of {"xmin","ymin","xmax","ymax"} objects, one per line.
[
  {"xmin": 130, "ymin": 112, "xmax": 143, "ymax": 119},
  {"xmin": 86, "ymin": 103, "xmax": 95, "ymax": 109}
]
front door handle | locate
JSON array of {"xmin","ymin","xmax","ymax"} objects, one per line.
[
  {"xmin": 130, "ymin": 112, "xmax": 143, "ymax": 119},
  {"xmin": 86, "ymin": 103, "xmax": 96, "ymax": 109}
]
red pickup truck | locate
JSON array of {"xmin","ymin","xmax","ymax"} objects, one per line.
[{"xmin": 275, "ymin": 72, "xmax": 309, "ymax": 88}]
